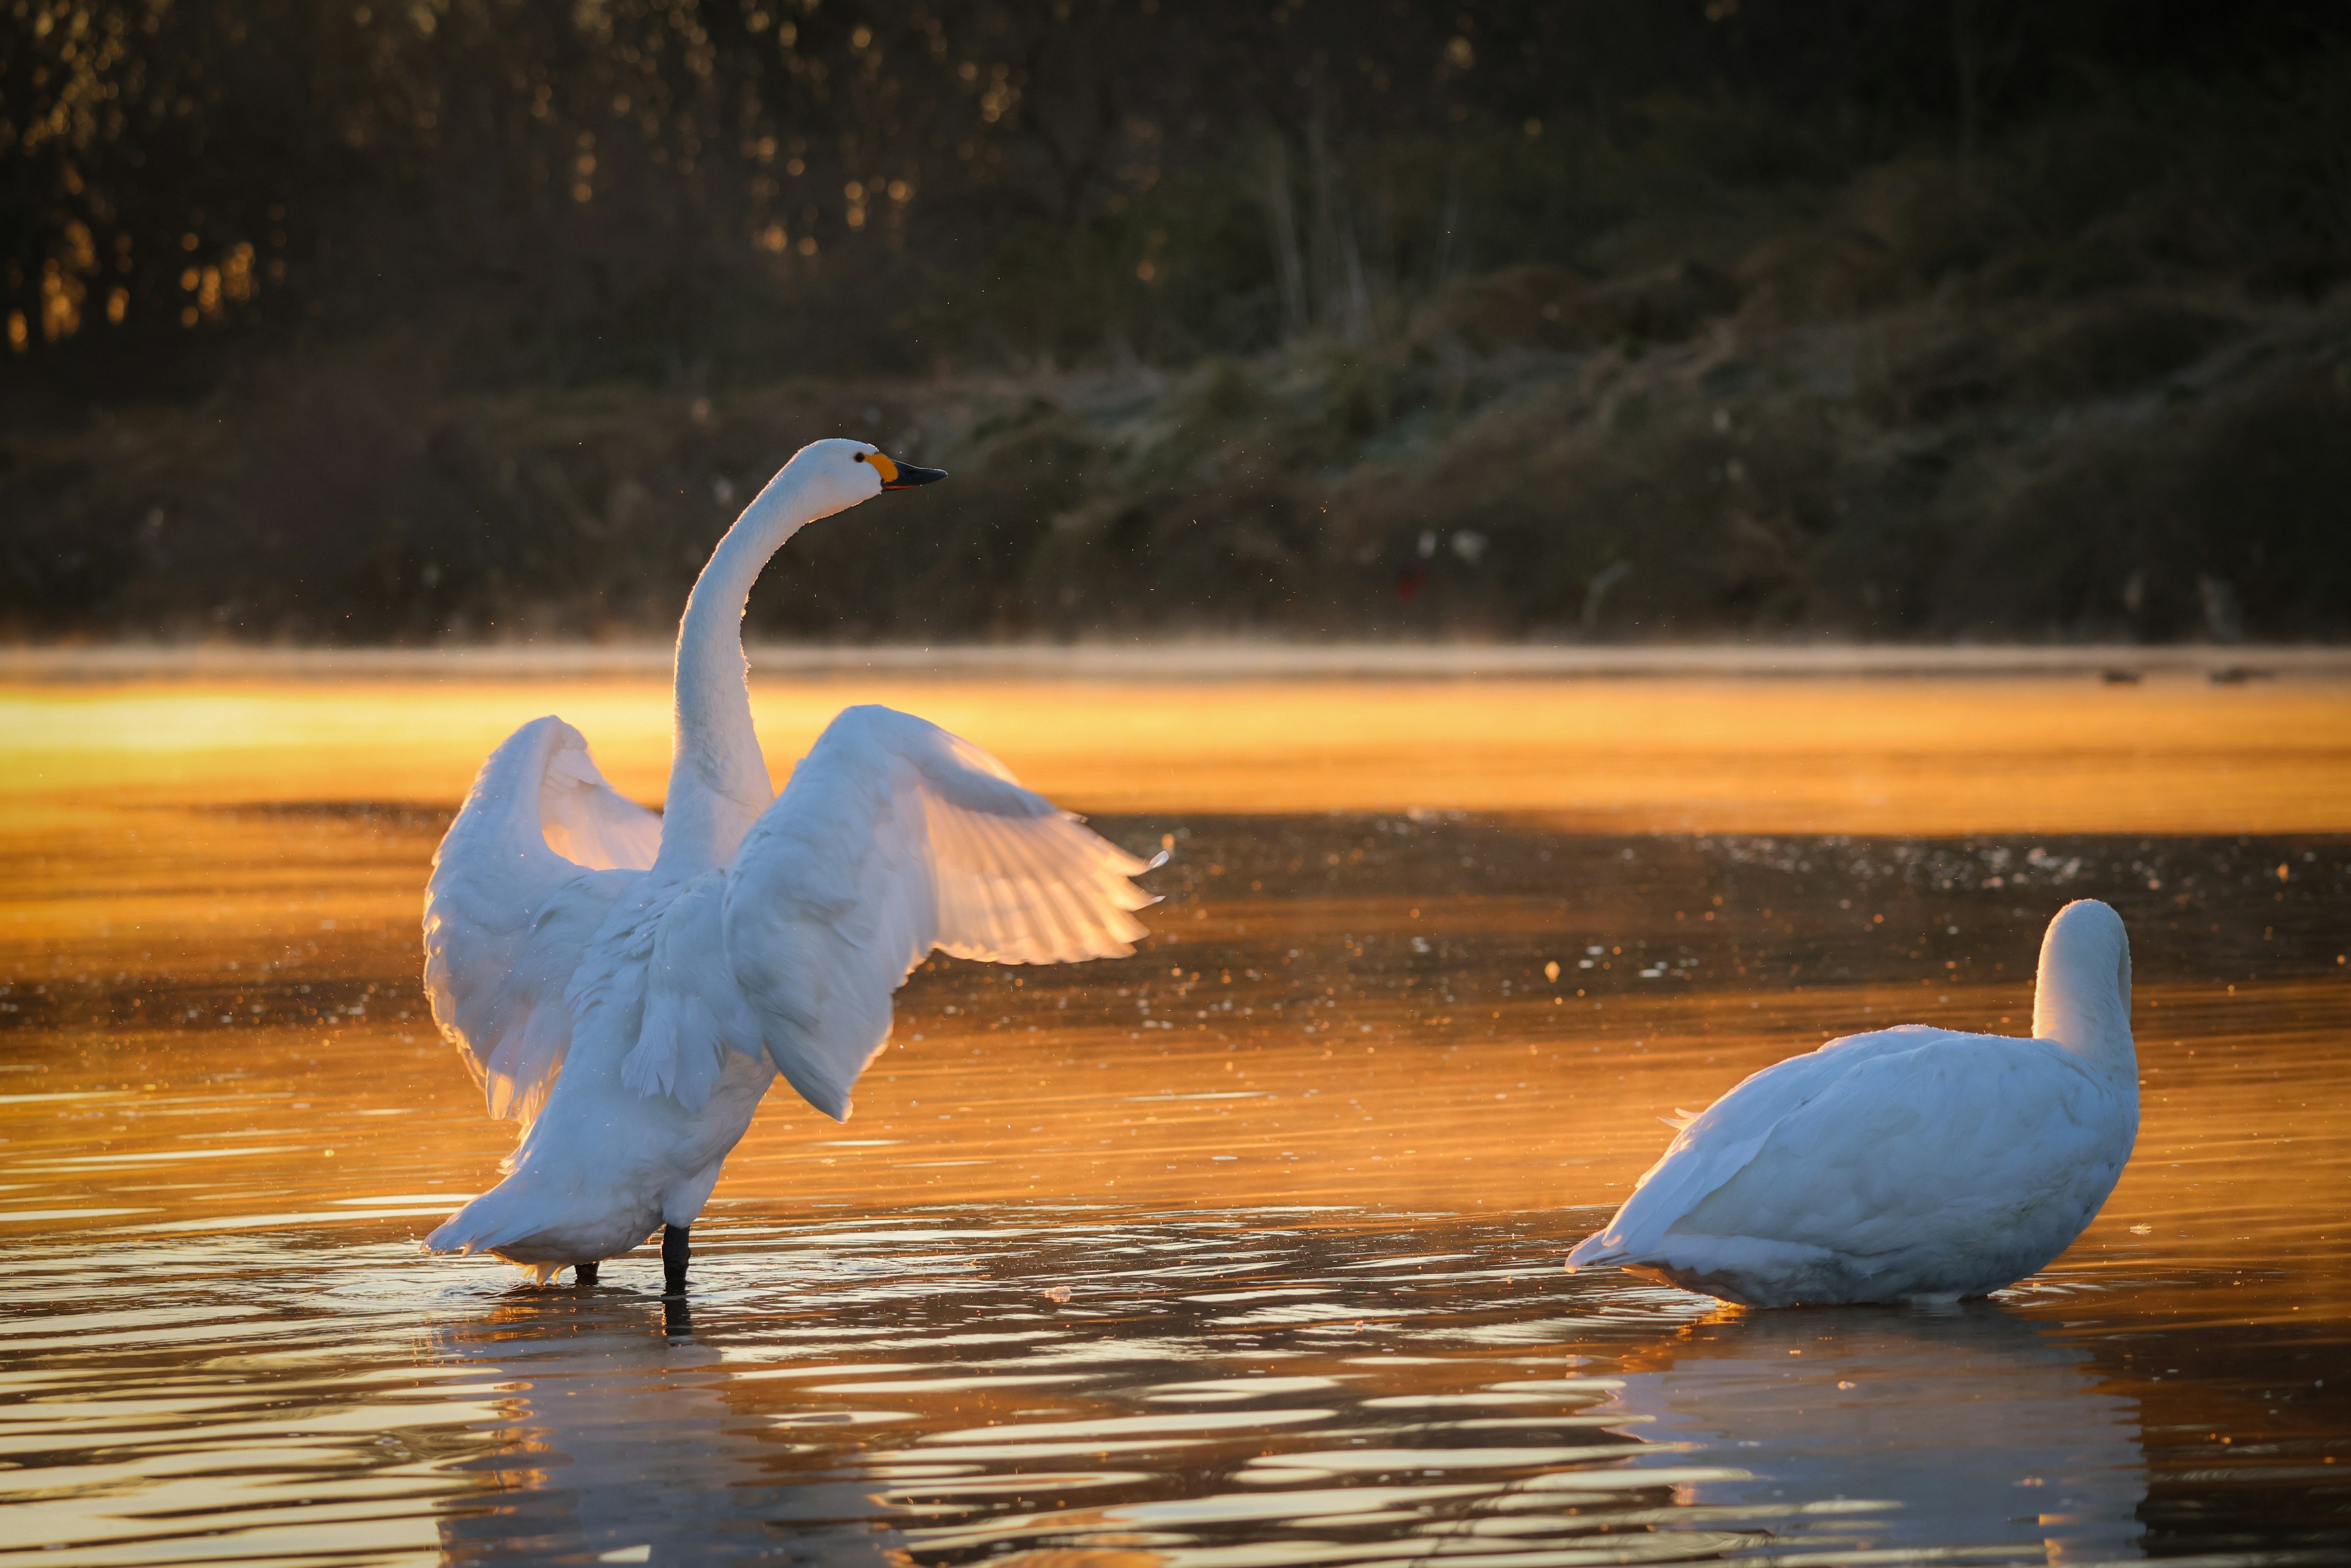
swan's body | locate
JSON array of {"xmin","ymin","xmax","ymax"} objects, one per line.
[
  {"xmin": 422, "ymin": 440, "xmax": 1154, "ymax": 1284},
  {"xmin": 1567, "ymin": 900, "xmax": 2138, "ymax": 1307}
]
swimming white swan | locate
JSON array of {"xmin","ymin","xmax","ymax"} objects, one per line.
[
  {"xmin": 1567, "ymin": 899, "xmax": 2138, "ymax": 1306},
  {"xmin": 422, "ymin": 440, "xmax": 1156, "ymax": 1291}
]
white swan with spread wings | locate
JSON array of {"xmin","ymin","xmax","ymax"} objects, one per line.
[{"xmin": 421, "ymin": 440, "xmax": 1157, "ymax": 1291}]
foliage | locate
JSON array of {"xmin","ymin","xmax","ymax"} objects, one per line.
[
  {"xmin": 3, "ymin": 1, "xmax": 2348, "ymax": 642},
  {"xmin": 9, "ymin": 1, "xmax": 2345, "ymax": 386}
]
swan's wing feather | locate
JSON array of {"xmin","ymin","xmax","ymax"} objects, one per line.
[
  {"xmin": 1569, "ymin": 1025, "xmax": 1954, "ymax": 1267},
  {"xmin": 538, "ymin": 738, "xmax": 663, "ymax": 871},
  {"xmin": 422, "ymin": 716, "xmax": 656, "ymax": 1125},
  {"xmin": 723, "ymin": 705, "xmax": 1153, "ymax": 1120}
]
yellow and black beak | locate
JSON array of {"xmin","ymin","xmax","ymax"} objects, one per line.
[{"xmin": 865, "ymin": 451, "xmax": 948, "ymax": 490}]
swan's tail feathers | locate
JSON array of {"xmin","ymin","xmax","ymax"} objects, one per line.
[
  {"xmin": 425, "ymin": 1185, "xmax": 538, "ymax": 1260},
  {"xmin": 1564, "ymin": 1229, "xmax": 1637, "ymax": 1274},
  {"xmin": 1660, "ymin": 1107, "xmax": 1702, "ymax": 1131}
]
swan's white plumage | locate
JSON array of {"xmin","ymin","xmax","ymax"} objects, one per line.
[
  {"xmin": 421, "ymin": 439, "xmax": 1151, "ymax": 1274},
  {"xmin": 1567, "ymin": 899, "xmax": 2138, "ymax": 1306},
  {"xmin": 422, "ymin": 716, "xmax": 653, "ymax": 1130},
  {"xmin": 724, "ymin": 705, "xmax": 1150, "ymax": 1120}
]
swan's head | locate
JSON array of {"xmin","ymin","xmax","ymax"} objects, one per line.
[{"xmin": 778, "ymin": 437, "xmax": 948, "ymax": 521}]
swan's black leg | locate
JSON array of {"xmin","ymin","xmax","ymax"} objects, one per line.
[
  {"xmin": 662, "ymin": 1223, "xmax": 691, "ymax": 1296},
  {"xmin": 574, "ymin": 1260, "xmax": 599, "ymax": 1288}
]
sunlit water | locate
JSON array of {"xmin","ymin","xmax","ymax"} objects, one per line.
[{"xmin": 3, "ymin": 673, "xmax": 2348, "ymax": 1565}]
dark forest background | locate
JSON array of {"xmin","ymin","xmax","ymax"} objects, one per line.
[{"xmin": 5, "ymin": 0, "xmax": 2349, "ymax": 644}]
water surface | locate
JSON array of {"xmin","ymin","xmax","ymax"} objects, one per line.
[{"xmin": 2, "ymin": 674, "xmax": 2347, "ymax": 1564}]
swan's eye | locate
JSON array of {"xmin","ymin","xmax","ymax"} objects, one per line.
[{"xmin": 852, "ymin": 452, "xmax": 866, "ymax": 463}]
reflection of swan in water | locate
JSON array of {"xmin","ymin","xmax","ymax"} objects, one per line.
[
  {"xmin": 430, "ymin": 1294, "xmax": 901, "ymax": 1564},
  {"xmin": 1601, "ymin": 1306, "xmax": 2144, "ymax": 1564}
]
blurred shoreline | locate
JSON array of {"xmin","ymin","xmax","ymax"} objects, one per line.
[
  {"xmin": 13, "ymin": 9, "xmax": 2348, "ymax": 647},
  {"xmin": 6, "ymin": 640, "xmax": 2347, "ymax": 685}
]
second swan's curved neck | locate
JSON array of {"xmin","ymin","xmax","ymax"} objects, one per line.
[
  {"xmin": 2031, "ymin": 904, "xmax": 2135, "ymax": 1085},
  {"xmin": 654, "ymin": 471, "xmax": 812, "ymax": 875}
]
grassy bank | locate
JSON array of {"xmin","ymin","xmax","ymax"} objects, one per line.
[
  {"xmin": 10, "ymin": 269, "xmax": 2345, "ymax": 645},
  {"xmin": 7, "ymin": 18, "xmax": 2348, "ymax": 645}
]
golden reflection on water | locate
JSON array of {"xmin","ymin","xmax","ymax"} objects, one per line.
[
  {"xmin": 6, "ymin": 670, "xmax": 2350, "ymax": 830},
  {"xmin": 1603, "ymin": 1307, "xmax": 2147, "ymax": 1564},
  {"xmin": 2, "ymin": 673, "xmax": 2348, "ymax": 1566}
]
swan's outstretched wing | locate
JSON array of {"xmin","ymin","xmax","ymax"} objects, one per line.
[
  {"xmin": 424, "ymin": 716, "xmax": 659, "ymax": 1127},
  {"xmin": 722, "ymin": 704, "xmax": 1155, "ymax": 1120}
]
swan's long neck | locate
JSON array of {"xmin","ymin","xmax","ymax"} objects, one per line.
[
  {"xmin": 654, "ymin": 471, "xmax": 814, "ymax": 875},
  {"xmin": 2031, "ymin": 904, "xmax": 2136, "ymax": 1086}
]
